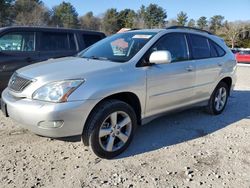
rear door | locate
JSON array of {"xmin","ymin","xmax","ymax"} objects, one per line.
[
  {"xmin": 188, "ymin": 34, "xmax": 226, "ymax": 101},
  {"xmin": 0, "ymin": 31, "xmax": 39, "ymax": 92},
  {"xmin": 38, "ymin": 31, "xmax": 77, "ymax": 61}
]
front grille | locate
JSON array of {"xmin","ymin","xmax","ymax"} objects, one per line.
[{"xmin": 8, "ymin": 73, "xmax": 32, "ymax": 92}]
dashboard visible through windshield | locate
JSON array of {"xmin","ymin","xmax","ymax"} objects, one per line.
[{"xmin": 79, "ymin": 31, "xmax": 157, "ymax": 63}]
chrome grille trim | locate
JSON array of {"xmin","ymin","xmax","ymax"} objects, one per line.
[{"xmin": 8, "ymin": 73, "xmax": 32, "ymax": 92}]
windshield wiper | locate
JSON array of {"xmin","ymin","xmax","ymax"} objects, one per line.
[{"xmin": 82, "ymin": 56, "xmax": 109, "ymax": 61}]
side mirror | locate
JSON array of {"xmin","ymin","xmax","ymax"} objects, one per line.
[{"xmin": 149, "ymin": 50, "xmax": 172, "ymax": 64}]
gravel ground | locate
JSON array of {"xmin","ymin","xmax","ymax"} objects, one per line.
[{"xmin": 0, "ymin": 65, "xmax": 250, "ymax": 188}]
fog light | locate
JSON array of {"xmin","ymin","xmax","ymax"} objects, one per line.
[{"xmin": 38, "ymin": 120, "xmax": 64, "ymax": 128}]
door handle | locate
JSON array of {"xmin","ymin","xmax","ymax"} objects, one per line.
[
  {"xmin": 218, "ymin": 62, "xmax": 222, "ymax": 67},
  {"xmin": 186, "ymin": 65, "xmax": 193, "ymax": 72}
]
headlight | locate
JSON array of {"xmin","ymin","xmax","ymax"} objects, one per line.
[{"xmin": 32, "ymin": 80, "xmax": 84, "ymax": 102}]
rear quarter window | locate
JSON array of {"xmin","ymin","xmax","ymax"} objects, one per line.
[{"xmin": 209, "ymin": 40, "xmax": 226, "ymax": 57}]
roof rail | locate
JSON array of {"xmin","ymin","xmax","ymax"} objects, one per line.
[{"xmin": 166, "ymin": 26, "xmax": 212, "ymax": 35}]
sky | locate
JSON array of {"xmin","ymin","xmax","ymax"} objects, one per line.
[{"xmin": 42, "ymin": 0, "xmax": 250, "ymax": 21}]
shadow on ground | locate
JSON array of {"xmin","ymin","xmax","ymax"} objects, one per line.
[
  {"xmin": 58, "ymin": 90, "xmax": 250, "ymax": 158},
  {"xmin": 118, "ymin": 90, "xmax": 250, "ymax": 158}
]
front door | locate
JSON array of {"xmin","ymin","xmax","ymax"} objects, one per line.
[{"xmin": 145, "ymin": 33, "xmax": 196, "ymax": 116}]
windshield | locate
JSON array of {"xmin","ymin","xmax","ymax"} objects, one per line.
[{"xmin": 79, "ymin": 31, "xmax": 156, "ymax": 62}]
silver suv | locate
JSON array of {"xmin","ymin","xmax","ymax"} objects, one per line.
[{"xmin": 1, "ymin": 27, "xmax": 236, "ymax": 159}]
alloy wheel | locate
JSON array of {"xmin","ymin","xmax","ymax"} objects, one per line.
[
  {"xmin": 98, "ymin": 111, "xmax": 132, "ymax": 152},
  {"xmin": 214, "ymin": 87, "xmax": 227, "ymax": 111}
]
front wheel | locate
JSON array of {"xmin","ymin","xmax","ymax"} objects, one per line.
[
  {"xmin": 207, "ymin": 82, "xmax": 229, "ymax": 115},
  {"xmin": 82, "ymin": 100, "xmax": 137, "ymax": 159}
]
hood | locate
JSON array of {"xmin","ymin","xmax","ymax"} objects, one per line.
[{"xmin": 17, "ymin": 56, "xmax": 121, "ymax": 82}]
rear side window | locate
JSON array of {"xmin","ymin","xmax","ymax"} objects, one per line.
[
  {"xmin": 209, "ymin": 40, "xmax": 226, "ymax": 57},
  {"xmin": 82, "ymin": 34, "xmax": 103, "ymax": 48},
  {"xmin": 151, "ymin": 33, "xmax": 189, "ymax": 62},
  {"xmin": 0, "ymin": 32, "xmax": 35, "ymax": 51},
  {"xmin": 190, "ymin": 34, "xmax": 210, "ymax": 59},
  {"xmin": 40, "ymin": 32, "xmax": 76, "ymax": 51}
]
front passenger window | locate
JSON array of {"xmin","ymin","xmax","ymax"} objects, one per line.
[{"xmin": 151, "ymin": 33, "xmax": 189, "ymax": 62}]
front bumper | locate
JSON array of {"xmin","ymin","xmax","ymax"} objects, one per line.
[{"xmin": 1, "ymin": 88, "xmax": 98, "ymax": 138}]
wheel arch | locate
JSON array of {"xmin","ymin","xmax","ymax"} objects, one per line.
[
  {"xmin": 84, "ymin": 91, "xmax": 142, "ymax": 126},
  {"xmin": 219, "ymin": 77, "xmax": 232, "ymax": 94},
  {"xmin": 103, "ymin": 92, "xmax": 142, "ymax": 125},
  {"xmin": 82, "ymin": 91, "xmax": 142, "ymax": 146}
]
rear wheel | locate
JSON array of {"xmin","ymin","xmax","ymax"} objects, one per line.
[
  {"xmin": 207, "ymin": 82, "xmax": 229, "ymax": 115},
  {"xmin": 82, "ymin": 99, "xmax": 137, "ymax": 159}
]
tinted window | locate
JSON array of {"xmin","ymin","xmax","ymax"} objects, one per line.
[
  {"xmin": 0, "ymin": 32, "xmax": 35, "ymax": 51},
  {"xmin": 151, "ymin": 33, "xmax": 189, "ymax": 62},
  {"xmin": 40, "ymin": 32, "xmax": 76, "ymax": 51},
  {"xmin": 190, "ymin": 34, "xmax": 210, "ymax": 59},
  {"xmin": 209, "ymin": 40, "xmax": 226, "ymax": 57},
  {"xmin": 82, "ymin": 34, "xmax": 103, "ymax": 47},
  {"xmin": 214, "ymin": 42, "xmax": 225, "ymax": 57},
  {"xmin": 209, "ymin": 41, "xmax": 218, "ymax": 57}
]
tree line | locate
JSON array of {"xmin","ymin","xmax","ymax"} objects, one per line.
[{"xmin": 0, "ymin": 0, "xmax": 250, "ymax": 48}]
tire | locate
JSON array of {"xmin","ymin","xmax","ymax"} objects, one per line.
[
  {"xmin": 82, "ymin": 99, "xmax": 137, "ymax": 159},
  {"xmin": 207, "ymin": 82, "xmax": 229, "ymax": 115}
]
